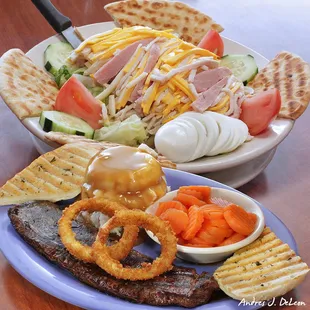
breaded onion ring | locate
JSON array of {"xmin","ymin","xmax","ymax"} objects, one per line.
[
  {"xmin": 93, "ymin": 210, "xmax": 177, "ymax": 280},
  {"xmin": 58, "ymin": 198, "xmax": 139, "ymax": 263}
]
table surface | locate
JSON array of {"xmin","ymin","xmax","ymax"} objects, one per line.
[{"xmin": 0, "ymin": 0, "xmax": 309, "ymax": 309}]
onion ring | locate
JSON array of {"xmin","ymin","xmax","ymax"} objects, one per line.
[
  {"xmin": 93, "ymin": 210, "xmax": 177, "ymax": 280},
  {"xmin": 58, "ymin": 198, "xmax": 139, "ymax": 263}
]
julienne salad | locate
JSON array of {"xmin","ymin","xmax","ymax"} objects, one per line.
[{"xmin": 40, "ymin": 26, "xmax": 281, "ymax": 162}]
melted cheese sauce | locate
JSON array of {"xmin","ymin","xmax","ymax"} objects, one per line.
[{"xmin": 82, "ymin": 146, "xmax": 167, "ymax": 210}]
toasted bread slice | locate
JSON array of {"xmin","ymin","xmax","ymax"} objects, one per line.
[
  {"xmin": 104, "ymin": 0, "xmax": 223, "ymax": 45},
  {"xmin": 214, "ymin": 227, "xmax": 309, "ymax": 301},
  {"xmin": 0, "ymin": 143, "xmax": 100, "ymax": 206},
  {"xmin": 248, "ymin": 51, "xmax": 310, "ymax": 119}
]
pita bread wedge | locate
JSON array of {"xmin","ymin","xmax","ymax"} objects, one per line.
[
  {"xmin": 214, "ymin": 227, "xmax": 309, "ymax": 301},
  {"xmin": 248, "ymin": 51, "xmax": 310, "ymax": 119},
  {"xmin": 0, "ymin": 49, "xmax": 58, "ymax": 120},
  {"xmin": 104, "ymin": 0, "xmax": 223, "ymax": 45},
  {"xmin": 45, "ymin": 132, "xmax": 177, "ymax": 169}
]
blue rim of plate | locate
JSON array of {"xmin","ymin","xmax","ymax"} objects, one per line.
[{"xmin": 0, "ymin": 168, "xmax": 298, "ymax": 310}]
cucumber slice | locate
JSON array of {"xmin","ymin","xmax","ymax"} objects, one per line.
[
  {"xmin": 44, "ymin": 42, "xmax": 73, "ymax": 76},
  {"xmin": 220, "ymin": 54, "xmax": 258, "ymax": 85},
  {"xmin": 39, "ymin": 111, "xmax": 95, "ymax": 139}
]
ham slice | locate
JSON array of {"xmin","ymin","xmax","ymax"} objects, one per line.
[
  {"xmin": 130, "ymin": 43, "xmax": 161, "ymax": 102},
  {"xmin": 193, "ymin": 67, "xmax": 232, "ymax": 93},
  {"xmin": 94, "ymin": 39, "xmax": 152, "ymax": 85},
  {"xmin": 191, "ymin": 77, "xmax": 229, "ymax": 113},
  {"xmin": 151, "ymin": 58, "xmax": 218, "ymax": 84}
]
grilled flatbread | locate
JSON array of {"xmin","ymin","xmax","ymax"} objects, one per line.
[
  {"xmin": 45, "ymin": 132, "xmax": 177, "ymax": 169},
  {"xmin": 214, "ymin": 227, "xmax": 309, "ymax": 301},
  {"xmin": 104, "ymin": 0, "xmax": 223, "ymax": 45},
  {"xmin": 248, "ymin": 51, "xmax": 310, "ymax": 119},
  {"xmin": 0, "ymin": 49, "xmax": 58, "ymax": 120}
]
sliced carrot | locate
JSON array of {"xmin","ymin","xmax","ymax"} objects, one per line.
[
  {"xmin": 160, "ymin": 209, "xmax": 189, "ymax": 235},
  {"xmin": 200, "ymin": 204, "xmax": 224, "ymax": 212},
  {"xmin": 196, "ymin": 229, "xmax": 216, "ymax": 244},
  {"xmin": 198, "ymin": 220, "xmax": 228, "ymax": 244},
  {"xmin": 155, "ymin": 200, "xmax": 187, "ymax": 217},
  {"xmin": 202, "ymin": 210, "xmax": 224, "ymax": 221},
  {"xmin": 178, "ymin": 188, "xmax": 204, "ymax": 200},
  {"xmin": 206, "ymin": 226, "xmax": 228, "ymax": 244},
  {"xmin": 177, "ymin": 235, "xmax": 187, "ymax": 245},
  {"xmin": 225, "ymin": 228, "xmax": 234, "ymax": 238},
  {"xmin": 175, "ymin": 193, "xmax": 205, "ymax": 208},
  {"xmin": 209, "ymin": 218, "xmax": 230, "ymax": 230},
  {"xmin": 223, "ymin": 204, "xmax": 255, "ymax": 236},
  {"xmin": 179, "ymin": 186, "xmax": 211, "ymax": 202},
  {"xmin": 184, "ymin": 237, "xmax": 214, "ymax": 247},
  {"xmin": 183, "ymin": 243, "xmax": 213, "ymax": 248},
  {"xmin": 220, "ymin": 233, "xmax": 246, "ymax": 246},
  {"xmin": 248, "ymin": 212, "xmax": 257, "ymax": 226},
  {"xmin": 181, "ymin": 206, "xmax": 204, "ymax": 240}
]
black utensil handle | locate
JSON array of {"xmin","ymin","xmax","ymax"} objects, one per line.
[{"xmin": 31, "ymin": 0, "xmax": 72, "ymax": 33}]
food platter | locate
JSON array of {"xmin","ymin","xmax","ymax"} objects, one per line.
[
  {"xmin": 21, "ymin": 22, "xmax": 294, "ymax": 187},
  {"xmin": 0, "ymin": 168, "xmax": 298, "ymax": 310},
  {"xmin": 1, "ymin": 1, "xmax": 309, "ymax": 307}
]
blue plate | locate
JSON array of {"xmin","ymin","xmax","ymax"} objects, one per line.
[{"xmin": 0, "ymin": 169, "xmax": 297, "ymax": 310}]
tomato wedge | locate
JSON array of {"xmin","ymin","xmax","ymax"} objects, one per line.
[
  {"xmin": 198, "ymin": 30, "xmax": 224, "ymax": 57},
  {"xmin": 240, "ymin": 89, "xmax": 281, "ymax": 136},
  {"xmin": 55, "ymin": 76, "xmax": 102, "ymax": 129}
]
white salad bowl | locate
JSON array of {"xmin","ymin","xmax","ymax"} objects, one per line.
[
  {"xmin": 21, "ymin": 22, "xmax": 294, "ymax": 188},
  {"xmin": 145, "ymin": 187, "xmax": 265, "ymax": 264}
]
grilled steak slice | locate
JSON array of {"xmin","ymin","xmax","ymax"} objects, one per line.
[{"xmin": 8, "ymin": 202, "xmax": 219, "ymax": 308}]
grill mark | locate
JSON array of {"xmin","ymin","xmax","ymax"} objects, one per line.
[
  {"xmin": 10, "ymin": 176, "xmax": 44, "ymax": 194},
  {"xmin": 55, "ymin": 149, "xmax": 90, "ymax": 166},
  {"xmin": 40, "ymin": 157, "xmax": 84, "ymax": 182},
  {"xmin": 42, "ymin": 155, "xmax": 86, "ymax": 176},
  {"xmin": 284, "ymin": 60, "xmax": 293, "ymax": 102},
  {"xmin": 228, "ymin": 260, "xmax": 305, "ymax": 289},
  {"xmin": 22, "ymin": 169, "xmax": 61, "ymax": 192}
]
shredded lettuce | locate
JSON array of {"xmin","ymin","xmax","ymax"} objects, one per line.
[
  {"xmin": 55, "ymin": 65, "xmax": 87, "ymax": 87},
  {"xmin": 94, "ymin": 115, "xmax": 147, "ymax": 146},
  {"xmin": 89, "ymin": 86, "xmax": 105, "ymax": 98},
  {"xmin": 55, "ymin": 65, "xmax": 72, "ymax": 87}
]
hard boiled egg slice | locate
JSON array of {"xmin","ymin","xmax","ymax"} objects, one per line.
[
  {"xmin": 176, "ymin": 116, "xmax": 208, "ymax": 161},
  {"xmin": 224, "ymin": 118, "xmax": 249, "ymax": 153},
  {"xmin": 206, "ymin": 112, "xmax": 234, "ymax": 156},
  {"xmin": 168, "ymin": 119, "xmax": 201, "ymax": 162},
  {"xmin": 179, "ymin": 111, "xmax": 219, "ymax": 156},
  {"xmin": 222, "ymin": 123, "xmax": 242, "ymax": 154},
  {"xmin": 155, "ymin": 119, "xmax": 199, "ymax": 163}
]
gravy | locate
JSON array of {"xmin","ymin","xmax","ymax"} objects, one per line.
[{"xmin": 82, "ymin": 146, "xmax": 166, "ymax": 210}]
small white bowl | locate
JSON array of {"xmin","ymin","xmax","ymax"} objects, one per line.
[{"xmin": 145, "ymin": 187, "xmax": 265, "ymax": 264}]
